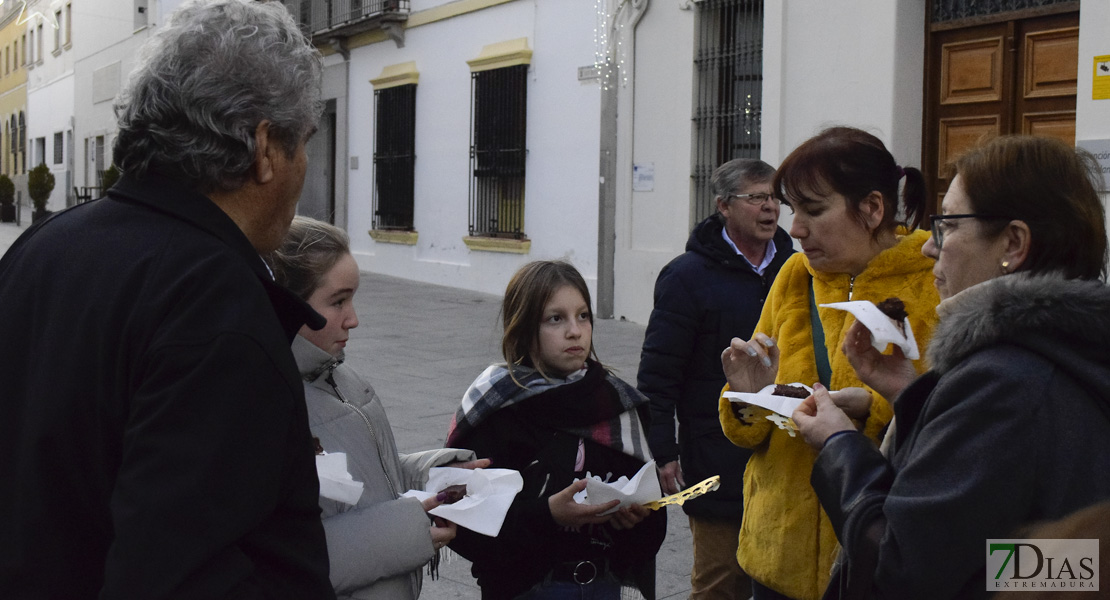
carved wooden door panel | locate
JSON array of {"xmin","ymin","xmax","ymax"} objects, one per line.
[
  {"xmin": 1016, "ymin": 15, "xmax": 1079, "ymax": 145},
  {"xmin": 923, "ymin": 11, "xmax": 1078, "ymax": 216}
]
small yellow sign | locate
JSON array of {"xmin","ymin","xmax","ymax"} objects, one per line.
[{"xmin": 1094, "ymin": 55, "xmax": 1110, "ymax": 100}]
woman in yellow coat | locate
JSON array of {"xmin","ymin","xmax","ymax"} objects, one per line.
[{"xmin": 717, "ymin": 127, "xmax": 940, "ymax": 600}]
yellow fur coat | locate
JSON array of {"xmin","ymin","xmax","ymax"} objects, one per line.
[{"xmin": 718, "ymin": 229, "xmax": 940, "ymax": 600}]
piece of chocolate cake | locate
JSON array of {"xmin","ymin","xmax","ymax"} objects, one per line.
[
  {"xmin": 876, "ymin": 297, "xmax": 908, "ymax": 334},
  {"xmin": 772, "ymin": 384, "xmax": 810, "ymax": 399},
  {"xmin": 437, "ymin": 484, "xmax": 468, "ymax": 504}
]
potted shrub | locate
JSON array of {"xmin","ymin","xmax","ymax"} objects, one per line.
[
  {"xmin": 28, "ymin": 163, "xmax": 55, "ymax": 223},
  {"xmin": 100, "ymin": 164, "xmax": 121, "ymax": 196},
  {"xmin": 0, "ymin": 173, "xmax": 14, "ymax": 223}
]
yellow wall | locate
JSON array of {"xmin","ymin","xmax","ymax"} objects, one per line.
[{"xmin": 0, "ymin": 8, "xmax": 28, "ymax": 177}]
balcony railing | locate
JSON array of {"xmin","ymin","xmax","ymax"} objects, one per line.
[{"xmin": 283, "ymin": 0, "xmax": 408, "ymax": 39}]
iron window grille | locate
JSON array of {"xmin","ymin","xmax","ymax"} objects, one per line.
[
  {"xmin": 298, "ymin": 0, "xmax": 311, "ymax": 32},
  {"xmin": 284, "ymin": 0, "xmax": 408, "ymax": 38},
  {"xmin": 692, "ymin": 0, "xmax": 764, "ymax": 221},
  {"xmin": 94, "ymin": 136, "xmax": 105, "ymax": 186},
  {"xmin": 468, "ymin": 64, "xmax": 528, "ymax": 239},
  {"xmin": 18, "ymin": 112, "xmax": 24, "ymax": 173},
  {"xmin": 931, "ymin": 0, "xmax": 1074, "ymax": 22},
  {"xmin": 372, "ymin": 83, "xmax": 416, "ymax": 230}
]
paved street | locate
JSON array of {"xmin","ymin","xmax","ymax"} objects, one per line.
[
  {"xmin": 0, "ymin": 219, "xmax": 28, "ymax": 252},
  {"xmin": 0, "ymin": 219, "xmax": 697, "ymax": 599}
]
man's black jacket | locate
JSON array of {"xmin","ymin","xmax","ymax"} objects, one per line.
[
  {"xmin": 0, "ymin": 173, "xmax": 334, "ymax": 599},
  {"xmin": 638, "ymin": 214, "xmax": 793, "ymax": 518}
]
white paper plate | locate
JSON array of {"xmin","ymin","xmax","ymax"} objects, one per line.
[
  {"xmin": 723, "ymin": 383, "xmax": 813, "ymax": 418},
  {"xmin": 820, "ymin": 300, "xmax": 920, "ymax": 360}
]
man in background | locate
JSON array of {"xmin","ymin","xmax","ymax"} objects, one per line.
[
  {"xmin": 0, "ymin": 1, "xmax": 335, "ymax": 597},
  {"xmin": 639, "ymin": 158, "xmax": 794, "ymax": 599}
]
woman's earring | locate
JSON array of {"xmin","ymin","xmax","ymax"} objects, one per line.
[{"xmin": 1001, "ymin": 260, "xmax": 1010, "ymax": 273}]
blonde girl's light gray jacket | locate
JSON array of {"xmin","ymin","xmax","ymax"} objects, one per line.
[{"xmin": 293, "ymin": 336, "xmax": 476, "ymax": 600}]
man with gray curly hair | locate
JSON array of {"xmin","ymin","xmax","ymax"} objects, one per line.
[{"xmin": 0, "ymin": 1, "xmax": 335, "ymax": 598}]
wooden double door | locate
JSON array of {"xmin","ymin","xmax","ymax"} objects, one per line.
[{"xmin": 922, "ymin": 8, "xmax": 1079, "ymax": 215}]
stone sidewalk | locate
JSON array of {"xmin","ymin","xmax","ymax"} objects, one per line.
[
  {"xmin": 0, "ymin": 220, "xmax": 28, "ymax": 252},
  {"xmin": 0, "ymin": 220, "xmax": 697, "ymax": 599}
]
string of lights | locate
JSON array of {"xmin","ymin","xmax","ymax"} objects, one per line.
[
  {"xmin": 594, "ymin": 0, "xmax": 632, "ymax": 90},
  {"xmin": 2, "ymin": 0, "xmax": 60, "ymax": 29}
]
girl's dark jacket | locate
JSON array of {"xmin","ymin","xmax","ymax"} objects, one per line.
[
  {"xmin": 449, "ymin": 361, "xmax": 667, "ymax": 600},
  {"xmin": 813, "ymin": 273, "xmax": 1110, "ymax": 600},
  {"xmin": 638, "ymin": 213, "xmax": 793, "ymax": 517}
]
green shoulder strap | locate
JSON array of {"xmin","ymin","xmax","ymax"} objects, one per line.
[{"xmin": 809, "ymin": 276, "xmax": 832, "ymax": 388}]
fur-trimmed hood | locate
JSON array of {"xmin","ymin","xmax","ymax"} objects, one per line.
[{"xmin": 927, "ymin": 273, "xmax": 1110, "ymax": 413}]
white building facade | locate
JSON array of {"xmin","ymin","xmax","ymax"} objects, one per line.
[
  {"xmin": 25, "ymin": 0, "xmax": 75, "ymax": 212},
  {"xmin": 16, "ymin": 0, "xmax": 1108, "ymax": 325},
  {"xmin": 287, "ymin": 0, "xmax": 606, "ymax": 307},
  {"xmin": 289, "ymin": 0, "xmax": 1106, "ymax": 325},
  {"xmin": 72, "ymin": 0, "xmax": 183, "ymax": 202},
  {"xmin": 612, "ymin": 0, "xmax": 931, "ymax": 323}
]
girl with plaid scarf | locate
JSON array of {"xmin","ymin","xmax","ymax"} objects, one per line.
[{"xmin": 447, "ymin": 261, "xmax": 666, "ymax": 600}]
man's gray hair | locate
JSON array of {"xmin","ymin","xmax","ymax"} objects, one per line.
[
  {"xmin": 711, "ymin": 158, "xmax": 776, "ymax": 204},
  {"xmin": 113, "ymin": 0, "xmax": 323, "ymax": 192}
]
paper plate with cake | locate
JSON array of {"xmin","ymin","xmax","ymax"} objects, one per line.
[
  {"xmin": 723, "ymin": 383, "xmax": 813, "ymax": 418},
  {"xmin": 820, "ymin": 297, "xmax": 920, "ymax": 360},
  {"xmin": 401, "ymin": 467, "xmax": 523, "ymax": 537}
]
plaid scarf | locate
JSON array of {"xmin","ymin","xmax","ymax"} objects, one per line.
[{"xmin": 446, "ymin": 360, "xmax": 651, "ymax": 462}]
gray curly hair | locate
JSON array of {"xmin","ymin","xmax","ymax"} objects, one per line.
[{"xmin": 113, "ymin": 0, "xmax": 323, "ymax": 193}]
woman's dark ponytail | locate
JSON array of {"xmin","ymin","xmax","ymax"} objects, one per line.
[{"xmin": 900, "ymin": 166, "xmax": 928, "ymax": 231}]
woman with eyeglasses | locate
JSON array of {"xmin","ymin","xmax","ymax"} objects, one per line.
[
  {"xmin": 793, "ymin": 135, "xmax": 1110, "ymax": 599},
  {"xmin": 716, "ymin": 126, "xmax": 941, "ymax": 600}
]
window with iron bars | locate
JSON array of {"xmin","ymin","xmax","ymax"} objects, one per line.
[
  {"xmin": 692, "ymin": 0, "xmax": 763, "ymax": 221},
  {"xmin": 469, "ymin": 65, "xmax": 527, "ymax": 239},
  {"xmin": 285, "ymin": 0, "xmax": 408, "ymax": 38},
  {"xmin": 372, "ymin": 83, "xmax": 416, "ymax": 230}
]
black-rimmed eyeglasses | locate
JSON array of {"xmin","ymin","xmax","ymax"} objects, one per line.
[
  {"xmin": 929, "ymin": 213, "xmax": 1009, "ymax": 251},
  {"xmin": 726, "ymin": 192, "xmax": 776, "ymax": 206}
]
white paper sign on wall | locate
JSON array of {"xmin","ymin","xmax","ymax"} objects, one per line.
[
  {"xmin": 633, "ymin": 162, "xmax": 655, "ymax": 192},
  {"xmin": 1077, "ymin": 139, "xmax": 1110, "ymax": 191}
]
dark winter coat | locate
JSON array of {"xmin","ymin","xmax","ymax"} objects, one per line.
[
  {"xmin": 638, "ymin": 214, "xmax": 793, "ymax": 517},
  {"xmin": 813, "ymin": 274, "xmax": 1110, "ymax": 600},
  {"xmin": 449, "ymin": 361, "xmax": 667, "ymax": 600},
  {"xmin": 0, "ymin": 173, "xmax": 335, "ymax": 599}
]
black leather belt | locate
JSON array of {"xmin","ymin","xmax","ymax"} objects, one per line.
[{"xmin": 548, "ymin": 560, "xmax": 607, "ymax": 585}]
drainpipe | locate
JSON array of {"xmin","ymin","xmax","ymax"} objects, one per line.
[
  {"xmin": 328, "ymin": 37, "xmax": 350, "ymax": 229},
  {"xmin": 597, "ymin": 0, "xmax": 649, "ymax": 319}
]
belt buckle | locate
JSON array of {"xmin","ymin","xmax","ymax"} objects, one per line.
[{"xmin": 572, "ymin": 560, "xmax": 597, "ymax": 585}]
